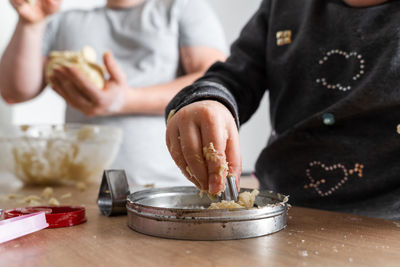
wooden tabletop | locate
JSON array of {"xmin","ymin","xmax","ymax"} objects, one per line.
[{"xmin": 1, "ymin": 175, "xmax": 400, "ymax": 267}]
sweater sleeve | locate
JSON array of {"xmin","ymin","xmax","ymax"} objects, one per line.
[{"xmin": 166, "ymin": 0, "xmax": 270, "ymax": 127}]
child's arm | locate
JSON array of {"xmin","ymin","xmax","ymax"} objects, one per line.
[{"xmin": 165, "ymin": 0, "xmax": 271, "ymax": 194}]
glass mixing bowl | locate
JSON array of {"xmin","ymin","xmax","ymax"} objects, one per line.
[{"xmin": 0, "ymin": 124, "xmax": 122, "ymax": 185}]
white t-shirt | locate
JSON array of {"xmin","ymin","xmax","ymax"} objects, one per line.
[{"xmin": 42, "ymin": 0, "xmax": 227, "ymax": 187}]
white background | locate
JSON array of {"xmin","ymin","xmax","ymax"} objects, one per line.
[{"xmin": 0, "ymin": 0, "xmax": 269, "ymax": 173}]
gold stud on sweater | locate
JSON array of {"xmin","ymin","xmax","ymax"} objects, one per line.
[{"xmin": 276, "ymin": 30, "xmax": 292, "ymax": 46}]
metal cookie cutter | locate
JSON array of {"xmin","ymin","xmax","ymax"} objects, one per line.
[
  {"xmin": 221, "ymin": 176, "xmax": 239, "ymax": 202},
  {"xmin": 97, "ymin": 170, "xmax": 130, "ymax": 216}
]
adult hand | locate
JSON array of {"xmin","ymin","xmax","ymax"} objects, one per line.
[
  {"xmin": 49, "ymin": 51, "xmax": 129, "ymax": 117},
  {"xmin": 10, "ymin": 0, "xmax": 62, "ymax": 24},
  {"xmin": 166, "ymin": 100, "xmax": 242, "ymax": 194}
]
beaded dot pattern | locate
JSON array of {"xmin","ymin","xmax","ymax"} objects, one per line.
[
  {"xmin": 316, "ymin": 50, "xmax": 366, "ymax": 92},
  {"xmin": 304, "ymin": 161, "xmax": 364, "ymax": 197}
]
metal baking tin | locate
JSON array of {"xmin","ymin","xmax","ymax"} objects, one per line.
[{"xmin": 127, "ymin": 186, "xmax": 288, "ymax": 241}]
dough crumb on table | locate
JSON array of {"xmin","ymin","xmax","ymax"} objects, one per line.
[
  {"xmin": 23, "ymin": 195, "xmax": 41, "ymax": 203},
  {"xmin": 48, "ymin": 197, "xmax": 60, "ymax": 206},
  {"xmin": 28, "ymin": 200, "xmax": 41, "ymax": 207},
  {"xmin": 1, "ymin": 188, "xmax": 79, "ymax": 207},
  {"xmin": 60, "ymin": 193, "xmax": 72, "ymax": 199},
  {"xmin": 41, "ymin": 187, "xmax": 54, "ymax": 199},
  {"xmin": 7, "ymin": 193, "xmax": 22, "ymax": 200},
  {"xmin": 76, "ymin": 182, "xmax": 87, "ymax": 192}
]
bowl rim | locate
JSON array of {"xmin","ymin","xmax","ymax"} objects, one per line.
[{"xmin": 0, "ymin": 123, "xmax": 123, "ymax": 143}]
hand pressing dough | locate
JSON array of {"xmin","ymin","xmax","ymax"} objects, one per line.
[{"xmin": 46, "ymin": 46, "xmax": 106, "ymax": 89}]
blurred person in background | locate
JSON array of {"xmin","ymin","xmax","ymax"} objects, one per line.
[{"xmin": 0, "ymin": 0, "xmax": 227, "ymax": 187}]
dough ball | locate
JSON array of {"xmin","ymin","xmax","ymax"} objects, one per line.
[{"xmin": 46, "ymin": 46, "xmax": 106, "ymax": 89}]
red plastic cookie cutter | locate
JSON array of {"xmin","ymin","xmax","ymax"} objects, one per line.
[{"xmin": 4, "ymin": 206, "xmax": 87, "ymax": 228}]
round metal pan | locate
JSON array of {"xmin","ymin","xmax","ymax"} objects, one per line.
[{"xmin": 127, "ymin": 187, "xmax": 288, "ymax": 240}]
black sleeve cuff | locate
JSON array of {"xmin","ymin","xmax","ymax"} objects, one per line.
[{"xmin": 165, "ymin": 80, "xmax": 240, "ymax": 128}]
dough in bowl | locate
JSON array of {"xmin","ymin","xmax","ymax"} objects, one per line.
[{"xmin": 46, "ymin": 46, "xmax": 106, "ymax": 89}]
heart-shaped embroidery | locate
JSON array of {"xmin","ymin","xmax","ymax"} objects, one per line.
[
  {"xmin": 315, "ymin": 49, "xmax": 365, "ymax": 92},
  {"xmin": 304, "ymin": 161, "xmax": 364, "ymax": 197}
]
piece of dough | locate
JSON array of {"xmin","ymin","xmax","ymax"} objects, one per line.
[
  {"xmin": 76, "ymin": 182, "xmax": 86, "ymax": 192},
  {"xmin": 202, "ymin": 142, "xmax": 229, "ymax": 196},
  {"xmin": 60, "ymin": 193, "xmax": 72, "ymax": 199},
  {"xmin": 208, "ymin": 189, "xmax": 259, "ymax": 209},
  {"xmin": 46, "ymin": 46, "xmax": 106, "ymax": 89},
  {"xmin": 41, "ymin": 187, "xmax": 53, "ymax": 199},
  {"xmin": 48, "ymin": 197, "xmax": 60, "ymax": 206}
]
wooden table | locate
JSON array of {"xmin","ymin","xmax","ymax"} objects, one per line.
[{"xmin": 1, "ymin": 175, "xmax": 400, "ymax": 267}]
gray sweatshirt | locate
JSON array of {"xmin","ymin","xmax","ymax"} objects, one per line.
[{"xmin": 42, "ymin": 0, "xmax": 226, "ymax": 187}]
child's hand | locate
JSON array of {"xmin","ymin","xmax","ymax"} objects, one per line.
[
  {"xmin": 166, "ymin": 100, "xmax": 242, "ymax": 194},
  {"xmin": 10, "ymin": 0, "xmax": 62, "ymax": 24}
]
